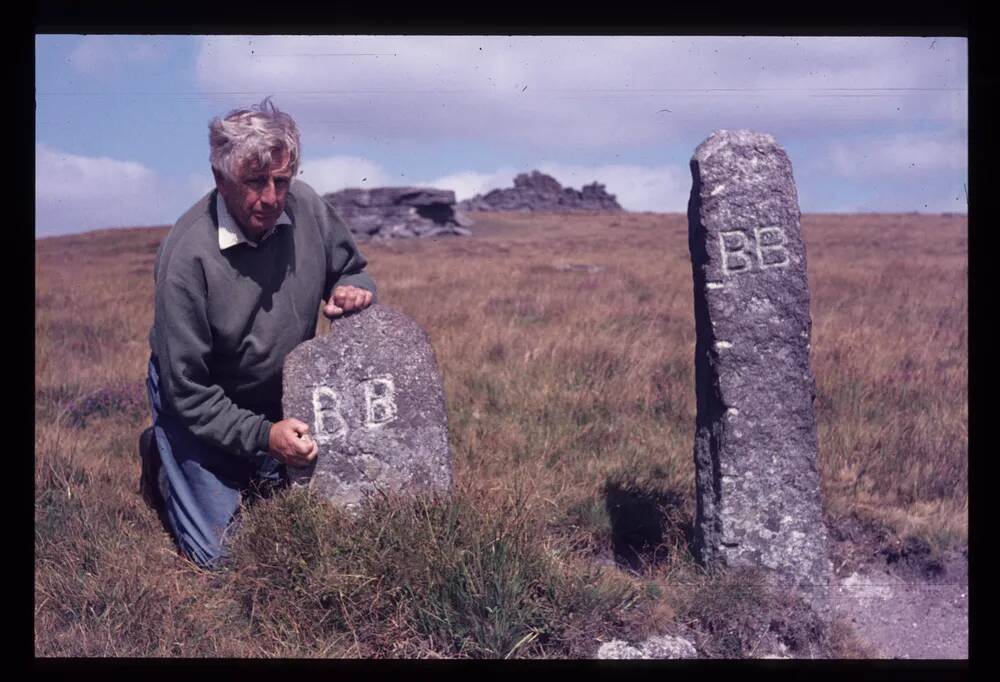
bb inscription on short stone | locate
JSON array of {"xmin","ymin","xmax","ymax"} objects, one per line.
[
  {"xmin": 282, "ymin": 304, "xmax": 453, "ymax": 510},
  {"xmin": 687, "ymin": 129, "xmax": 831, "ymax": 596}
]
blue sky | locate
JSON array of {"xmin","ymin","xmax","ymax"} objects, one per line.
[{"xmin": 35, "ymin": 35, "xmax": 967, "ymax": 236}]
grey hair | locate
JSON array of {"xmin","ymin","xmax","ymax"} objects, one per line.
[{"xmin": 208, "ymin": 97, "xmax": 301, "ymax": 182}]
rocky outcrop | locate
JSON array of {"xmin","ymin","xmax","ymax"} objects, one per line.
[
  {"xmin": 323, "ymin": 187, "xmax": 473, "ymax": 241},
  {"xmin": 457, "ymin": 170, "xmax": 623, "ymax": 212}
]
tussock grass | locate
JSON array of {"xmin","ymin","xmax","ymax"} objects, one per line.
[
  {"xmin": 35, "ymin": 212, "xmax": 966, "ymax": 656},
  {"xmin": 674, "ymin": 564, "xmax": 872, "ymax": 659},
  {"xmin": 224, "ymin": 486, "xmax": 642, "ymax": 658}
]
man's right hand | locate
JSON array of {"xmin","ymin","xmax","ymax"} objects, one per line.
[{"xmin": 268, "ymin": 418, "xmax": 319, "ymax": 467}]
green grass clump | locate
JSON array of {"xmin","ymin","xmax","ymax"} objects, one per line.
[{"xmin": 225, "ymin": 486, "xmax": 643, "ymax": 658}]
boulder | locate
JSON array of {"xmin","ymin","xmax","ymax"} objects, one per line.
[
  {"xmin": 595, "ymin": 634, "xmax": 698, "ymax": 659},
  {"xmin": 324, "ymin": 186, "xmax": 472, "ymax": 241}
]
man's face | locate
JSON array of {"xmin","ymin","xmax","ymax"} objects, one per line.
[{"xmin": 215, "ymin": 147, "xmax": 293, "ymax": 240}]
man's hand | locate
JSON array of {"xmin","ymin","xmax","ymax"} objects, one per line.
[
  {"xmin": 268, "ymin": 418, "xmax": 318, "ymax": 467},
  {"xmin": 324, "ymin": 285, "xmax": 373, "ymax": 319}
]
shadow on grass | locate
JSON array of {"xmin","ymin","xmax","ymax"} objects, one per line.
[{"xmin": 603, "ymin": 480, "xmax": 695, "ymax": 572}]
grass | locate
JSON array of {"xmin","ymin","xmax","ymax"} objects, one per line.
[
  {"xmin": 34, "ymin": 212, "xmax": 967, "ymax": 657},
  {"xmin": 223, "ymin": 486, "xmax": 642, "ymax": 658}
]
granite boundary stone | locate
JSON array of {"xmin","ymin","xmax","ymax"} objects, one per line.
[
  {"xmin": 686, "ymin": 129, "xmax": 832, "ymax": 602},
  {"xmin": 281, "ymin": 304, "xmax": 453, "ymax": 509}
]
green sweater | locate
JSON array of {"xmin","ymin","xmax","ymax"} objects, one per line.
[{"xmin": 149, "ymin": 180, "xmax": 376, "ymax": 458}]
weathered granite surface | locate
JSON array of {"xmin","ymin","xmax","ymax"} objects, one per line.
[
  {"xmin": 458, "ymin": 170, "xmax": 623, "ymax": 212},
  {"xmin": 595, "ymin": 634, "xmax": 698, "ymax": 660},
  {"xmin": 686, "ymin": 130, "xmax": 832, "ymax": 597},
  {"xmin": 281, "ymin": 304, "xmax": 453, "ymax": 510},
  {"xmin": 323, "ymin": 186, "xmax": 472, "ymax": 241}
]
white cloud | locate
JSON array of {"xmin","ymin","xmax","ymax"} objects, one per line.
[
  {"xmin": 35, "ymin": 144, "xmax": 198, "ymax": 235},
  {"xmin": 68, "ymin": 35, "xmax": 166, "ymax": 78},
  {"xmin": 299, "ymin": 158, "xmax": 517, "ymax": 202},
  {"xmin": 193, "ymin": 36, "xmax": 967, "ymax": 152},
  {"xmin": 186, "ymin": 172, "xmax": 215, "ymax": 197},
  {"xmin": 537, "ymin": 162, "xmax": 691, "ymax": 212},
  {"xmin": 415, "ymin": 168, "xmax": 518, "ymax": 200},
  {"xmin": 296, "ymin": 154, "xmax": 692, "ymax": 212},
  {"xmin": 297, "ymin": 155, "xmax": 393, "ymax": 193},
  {"xmin": 416, "ymin": 162, "xmax": 690, "ymax": 211},
  {"xmin": 828, "ymin": 132, "xmax": 968, "ymax": 178}
]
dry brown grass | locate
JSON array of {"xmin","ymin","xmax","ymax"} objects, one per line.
[{"xmin": 34, "ymin": 212, "xmax": 967, "ymax": 656}]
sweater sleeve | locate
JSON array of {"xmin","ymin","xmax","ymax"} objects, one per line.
[
  {"xmin": 312, "ymin": 190, "xmax": 377, "ymax": 300},
  {"xmin": 153, "ymin": 268, "xmax": 273, "ymax": 458}
]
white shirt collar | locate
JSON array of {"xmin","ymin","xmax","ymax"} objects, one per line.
[{"xmin": 216, "ymin": 192, "xmax": 293, "ymax": 251}]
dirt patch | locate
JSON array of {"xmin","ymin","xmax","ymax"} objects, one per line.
[{"xmin": 828, "ymin": 515, "xmax": 968, "ymax": 659}]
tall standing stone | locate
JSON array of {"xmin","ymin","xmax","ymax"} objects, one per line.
[
  {"xmin": 281, "ymin": 304, "xmax": 453, "ymax": 510},
  {"xmin": 687, "ymin": 130, "xmax": 831, "ymax": 594}
]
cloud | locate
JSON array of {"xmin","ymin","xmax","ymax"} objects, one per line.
[
  {"xmin": 297, "ymin": 155, "xmax": 393, "ymax": 193},
  {"xmin": 415, "ymin": 168, "xmax": 519, "ymax": 200},
  {"xmin": 299, "ymin": 158, "xmax": 519, "ymax": 203},
  {"xmin": 186, "ymin": 172, "xmax": 215, "ymax": 197},
  {"xmin": 417, "ymin": 162, "xmax": 691, "ymax": 212},
  {"xmin": 828, "ymin": 132, "xmax": 968, "ymax": 178},
  {"xmin": 536, "ymin": 162, "xmax": 691, "ymax": 212},
  {"xmin": 299, "ymin": 154, "xmax": 692, "ymax": 212},
  {"xmin": 35, "ymin": 144, "xmax": 197, "ymax": 235},
  {"xmin": 68, "ymin": 35, "xmax": 166, "ymax": 78},
  {"xmin": 193, "ymin": 36, "xmax": 967, "ymax": 153},
  {"xmin": 319, "ymin": 155, "xmax": 967, "ymax": 214}
]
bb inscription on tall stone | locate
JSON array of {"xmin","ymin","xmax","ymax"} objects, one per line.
[
  {"xmin": 282, "ymin": 304, "xmax": 453, "ymax": 509},
  {"xmin": 687, "ymin": 130, "xmax": 831, "ymax": 593}
]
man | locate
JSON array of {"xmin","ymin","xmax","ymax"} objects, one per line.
[{"xmin": 139, "ymin": 98, "xmax": 375, "ymax": 568}]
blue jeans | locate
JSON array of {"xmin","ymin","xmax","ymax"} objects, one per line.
[{"xmin": 145, "ymin": 356, "xmax": 286, "ymax": 568}]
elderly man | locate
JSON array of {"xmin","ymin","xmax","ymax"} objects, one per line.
[{"xmin": 139, "ymin": 98, "xmax": 375, "ymax": 568}]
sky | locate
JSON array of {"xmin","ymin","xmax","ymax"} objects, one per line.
[{"xmin": 35, "ymin": 35, "xmax": 967, "ymax": 236}]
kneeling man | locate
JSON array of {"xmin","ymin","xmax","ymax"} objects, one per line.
[{"xmin": 140, "ymin": 98, "xmax": 374, "ymax": 568}]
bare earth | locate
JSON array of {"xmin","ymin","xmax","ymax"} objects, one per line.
[{"xmin": 828, "ymin": 517, "xmax": 968, "ymax": 659}]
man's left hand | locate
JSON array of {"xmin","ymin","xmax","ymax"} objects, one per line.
[{"xmin": 324, "ymin": 285, "xmax": 373, "ymax": 318}]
